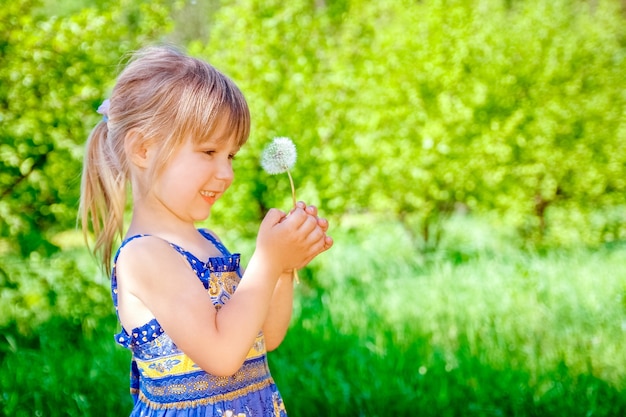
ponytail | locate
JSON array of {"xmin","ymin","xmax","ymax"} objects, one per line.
[{"xmin": 79, "ymin": 120, "xmax": 127, "ymax": 276}]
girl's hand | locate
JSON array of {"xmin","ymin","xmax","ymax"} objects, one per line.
[
  {"xmin": 296, "ymin": 201, "xmax": 333, "ymax": 264},
  {"xmin": 300, "ymin": 202, "xmax": 330, "ymax": 233},
  {"xmin": 256, "ymin": 202, "xmax": 332, "ymax": 273}
]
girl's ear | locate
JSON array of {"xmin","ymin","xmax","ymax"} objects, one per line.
[{"xmin": 125, "ymin": 129, "xmax": 150, "ymax": 168}]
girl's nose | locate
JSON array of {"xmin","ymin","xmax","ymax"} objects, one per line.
[{"xmin": 216, "ymin": 159, "xmax": 234, "ymax": 181}]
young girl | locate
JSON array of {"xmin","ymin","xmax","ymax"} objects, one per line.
[{"xmin": 80, "ymin": 45, "xmax": 333, "ymax": 416}]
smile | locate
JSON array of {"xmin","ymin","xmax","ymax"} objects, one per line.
[{"xmin": 201, "ymin": 191, "xmax": 217, "ymax": 198}]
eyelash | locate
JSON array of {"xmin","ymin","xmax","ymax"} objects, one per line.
[{"xmin": 204, "ymin": 150, "xmax": 236, "ymax": 160}]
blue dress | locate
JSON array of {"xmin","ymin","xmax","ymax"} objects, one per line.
[{"xmin": 111, "ymin": 229, "xmax": 288, "ymax": 416}]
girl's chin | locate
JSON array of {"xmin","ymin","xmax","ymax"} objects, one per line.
[{"xmin": 198, "ymin": 208, "xmax": 213, "ymax": 222}]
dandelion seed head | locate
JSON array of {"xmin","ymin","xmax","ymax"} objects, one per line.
[{"xmin": 261, "ymin": 136, "xmax": 297, "ymax": 175}]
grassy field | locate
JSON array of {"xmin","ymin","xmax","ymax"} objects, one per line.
[{"xmin": 1, "ymin": 215, "xmax": 625, "ymax": 416}]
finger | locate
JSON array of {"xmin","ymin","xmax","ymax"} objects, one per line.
[
  {"xmin": 299, "ymin": 236, "xmax": 332, "ymax": 267},
  {"xmin": 306, "ymin": 228, "xmax": 329, "ymax": 252},
  {"xmin": 298, "ymin": 214, "xmax": 320, "ymax": 235},
  {"xmin": 305, "ymin": 205, "xmax": 318, "ymax": 216},
  {"xmin": 264, "ymin": 208, "xmax": 287, "ymax": 225},
  {"xmin": 287, "ymin": 207, "xmax": 307, "ymax": 224},
  {"xmin": 317, "ymin": 217, "xmax": 329, "ymax": 232},
  {"xmin": 289, "ymin": 203, "xmax": 308, "ymax": 219}
]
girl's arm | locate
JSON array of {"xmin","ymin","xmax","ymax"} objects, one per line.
[
  {"xmin": 262, "ymin": 271, "xmax": 295, "ymax": 351},
  {"xmin": 116, "ymin": 206, "xmax": 329, "ymax": 377},
  {"xmin": 262, "ymin": 204, "xmax": 332, "ymax": 351}
]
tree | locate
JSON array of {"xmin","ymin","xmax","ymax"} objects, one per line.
[
  {"xmin": 2, "ymin": 0, "xmax": 624, "ymax": 253},
  {"xmin": 0, "ymin": 0, "xmax": 172, "ymax": 256},
  {"xmin": 198, "ymin": 0, "xmax": 626, "ymax": 247}
]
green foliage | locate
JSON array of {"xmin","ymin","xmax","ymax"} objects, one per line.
[
  {"xmin": 2, "ymin": 0, "xmax": 624, "ymax": 251},
  {"xmin": 0, "ymin": 246, "xmax": 109, "ymax": 335},
  {"xmin": 191, "ymin": 0, "xmax": 626, "ymax": 248},
  {"xmin": 0, "ymin": 0, "xmax": 172, "ymax": 256}
]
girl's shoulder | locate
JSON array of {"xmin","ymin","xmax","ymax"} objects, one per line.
[
  {"xmin": 112, "ymin": 234, "xmax": 206, "ymax": 306},
  {"xmin": 114, "ymin": 229, "xmax": 232, "ymax": 271},
  {"xmin": 116, "ymin": 229, "xmax": 217, "ymax": 255},
  {"xmin": 114, "ymin": 234, "xmax": 187, "ymax": 273},
  {"xmin": 116, "ymin": 233, "xmax": 174, "ymax": 255}
]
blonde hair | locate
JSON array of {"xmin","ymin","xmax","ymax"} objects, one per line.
[{"xmin": 79, "ymin": 45, "xmax": 250, "ymax": 275}]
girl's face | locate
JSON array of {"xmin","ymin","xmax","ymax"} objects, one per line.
[{"xmin": 149, "ymin": 119, "xmax": 239, "ymax": 224}]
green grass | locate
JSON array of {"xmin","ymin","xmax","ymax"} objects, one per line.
[
  {"xmin": 1, "ymin": 317, "xmax": 132, "ymax": 416},
  {"xmin": 2, "ymin": 215, "xmax": 626, "ymax": 416},
  {"xmin": 269, "ymin": 215, "xmax": 626, "ymax": 416}
]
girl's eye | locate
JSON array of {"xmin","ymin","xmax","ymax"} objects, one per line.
[{"xmin": 202, "ymin": 149, "xmax": 236, "ymax": 159}]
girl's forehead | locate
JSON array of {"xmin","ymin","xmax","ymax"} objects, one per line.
[
  {"xmin": 197, "ymin": 109, "xmax": 239, "ymax": 138},
  {"xmin": 209, "ymin": 115, "xmax": 236, "ymax": 142},
  {"xmin": 183, "ymin": 104, "xmax": 248, "ymax": 150},
  {"xmin": 189, "ymin": 127, "xmax": 240, "ymax": 151}
]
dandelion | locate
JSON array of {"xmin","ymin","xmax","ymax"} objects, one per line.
[
  {"xmin": 261, "ymin": 137, "xmax": 297, "ymax": 207},
  {"xmin": 261, "ymin": 136, "xmax": 300, "ymax": 282}
]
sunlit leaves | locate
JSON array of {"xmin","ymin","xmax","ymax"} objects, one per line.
[
  {"xmin": 0, "ymin": 0, "xmax": 171, "ymax": 255},
  {"xmin": 1, "ymin": 0, "xmax": 624, "ymax": 252},
  {"xmin": 200, "ymin": 0, "xmax": 625, "ymax": 247}
]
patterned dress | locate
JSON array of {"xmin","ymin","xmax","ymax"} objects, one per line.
[{"xmin": 111, "ymin": 229, "xmax": 287, "ymax": 416}]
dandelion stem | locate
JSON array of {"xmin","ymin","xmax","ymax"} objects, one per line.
[
  {"xmin": 286, "ymin": 169, "xmax": 299, "ymax": 284},
  {"xmin": 287, "ymin": 170, "xmax": 297, "ymax": 208}
]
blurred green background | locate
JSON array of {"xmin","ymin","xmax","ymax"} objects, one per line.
[{"xmin": 1, "ymin": 0, "xmax": 625, "ymax": 415}]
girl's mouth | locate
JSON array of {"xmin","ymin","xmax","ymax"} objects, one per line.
[{"xmin": 200, "ymin": 191, "xmax": 218, "ymax": 203}]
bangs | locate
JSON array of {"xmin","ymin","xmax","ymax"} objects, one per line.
[
  {"xmin": 174, "ymin": 64, "xmax": 250, "ymax": 148},
  {"xmin": 188, "ymin": 103, "xmax": 250, "ymax": 148}
]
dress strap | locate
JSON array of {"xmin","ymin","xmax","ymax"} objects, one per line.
[
  {"xmin": 113, "ymin": 234, "xmax": 151, "ymax": 266},
  {"xmin": 198, "ymin": 228, "xmax": 232, "ymax": 257},
  {"xmin": 111, "ymin": 234, "xmax": 152, "ymax": 309}
]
